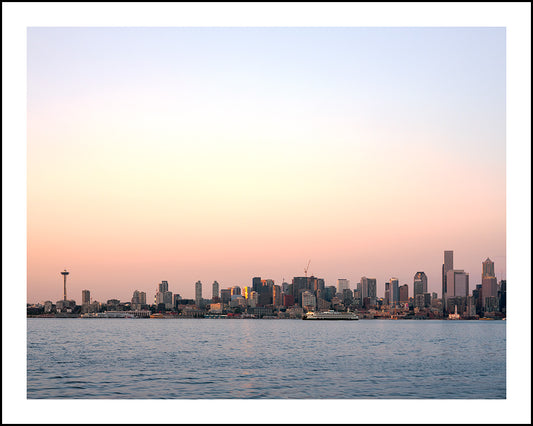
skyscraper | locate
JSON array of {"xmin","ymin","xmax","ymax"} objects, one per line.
[
  {"xmin": 360, "ymin": 277, "xmax": 377, "ymax": 299},
  {"xmin": 389, "ymin": 278, "xmax": 399, "ymax": 305},
  {"xmin": 413, "ymin": 272, "xmax": 428, "ymax": 295},
  {"xmin": 252, "ymin": 277, "xmax": 262, "ymax": 293},
  {"xmin": 442, "ymin": 251, "xmax": 454, "ymax": 309},
  {"xmin": 399, "ymin": 284, "xmax": 409, "ymax": 303},
  {"xmin": 445, "ymin": 270, "xmax": 470, "ymax": 302},
  {"xmin": 159, "ymin": 280, "xmax": 169, "ymax": 293},
  {"xmin": 212, "ymin": 281, "xmax": 219, "ymax": 299},
  {"xmin": 482, "ymin": 257, "xmax": 495, "ymax": 280},
  {"xmin": 81, "ymin": 290, "xmax": 90, "ymax": 305},
  {"xmin": 481, "ymin": 258, "xmax": 498, "ymax": 309},
  {"xmin": 337, "ymin": 279, "xmax": 350, "ymax": 294},
  {"xmin": 195, "ymin": 281, "xmax": 202, "ymax": 305},
  {"xmin": 272, "ymin": 285, "xmax": 282, "ymax": 307},
  {"xmin": 384, "ymin": 282, "xmax": 391, "ymax": 305},
  {"xmin": 482, "ymin": 276, "xmax": 498, "ymax": 308}
]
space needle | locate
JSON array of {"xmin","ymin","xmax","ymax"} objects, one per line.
[{"xmin": 61, "ymin": 269, "xmax": 69, "ymax": 301}]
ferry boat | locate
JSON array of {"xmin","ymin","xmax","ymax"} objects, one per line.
[{"xmin": 302, "ymin": 310, "xmax": 359, "ymax": 320}]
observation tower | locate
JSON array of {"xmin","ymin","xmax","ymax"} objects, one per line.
[{"xmin": 61, "ymin": 269, "xmax": 69, "ymax": 301}]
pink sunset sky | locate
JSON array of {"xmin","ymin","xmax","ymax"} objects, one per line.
[{"xmin": 27, "ymin": 27, "xmax": 506, "ymax": 303}]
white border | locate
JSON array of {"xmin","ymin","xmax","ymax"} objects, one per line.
[{"xmin": 3, "ymin": 2, "xmax": 531, "ymax": 424}]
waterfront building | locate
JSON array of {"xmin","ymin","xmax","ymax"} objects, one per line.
[
  {"xmin": 82, "ymin": 290, "xmax": 90, "ymax": 305},
  {"xmin": 131, "ymin": 290, "xmax": 146, "ymax": 310},
  {"xmin": 43, "ymin": 300, "xmax": 53, "ymax": 313},
  {"xmin": 107, "ymin": 299, "xmax": 120, "ymax": 310},
  {"xmin": 442, "ymin": 250, "xmax": 454, "ymax": 310},
  {"xmin": 212, "ymin": 281, "xmax": 219, "ymax": 299}
]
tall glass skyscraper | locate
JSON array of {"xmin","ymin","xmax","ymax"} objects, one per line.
[{"xmin": 442, "ymin": 251, "xmax": 453, "ymax": 309}]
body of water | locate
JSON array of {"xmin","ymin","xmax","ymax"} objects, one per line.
[{"xmin": 27, "ymin": 318, "xmax": 505, "ymax": 399}]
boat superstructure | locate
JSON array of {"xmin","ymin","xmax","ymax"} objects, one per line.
[{"xmin": 303, "ymin": 310, "xmax": 359, "ymax": 320}]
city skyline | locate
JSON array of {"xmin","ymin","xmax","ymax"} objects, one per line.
[
  {"xmin": 39, "ymin": 250, "xmax": 503, "ymax": 304},
  {"xmin": 27, "ymin": 27, "xmax": 506, "ymax": 303}
]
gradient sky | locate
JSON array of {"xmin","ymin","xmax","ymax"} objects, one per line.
[{"xmin": 27, "ymin": 27, "xmax": 506, "ymax": 303}]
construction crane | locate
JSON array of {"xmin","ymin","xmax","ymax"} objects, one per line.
[{"xmin": 304, "ymin": 259, "xmax": 311, "ymax": 278}]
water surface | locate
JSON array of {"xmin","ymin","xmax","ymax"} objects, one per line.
[{"xmin": 27, "ymin": 318, "xmax": 506, "ymax": 399}]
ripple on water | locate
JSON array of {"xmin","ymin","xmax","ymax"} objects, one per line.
[{"xmin": 27, "ymin": 319, "xmax": 506, "ymax": 399}]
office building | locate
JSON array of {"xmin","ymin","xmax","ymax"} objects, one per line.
[
  {"xmin": 81, "ymin": 290, "xmax": 90, "ymax": 305},
  {"xmin": 399, "ymin": 284, "xmax": 409, "ymax": 303},
  {"xmin": 220, "ymin": 288, "xmax": 231, "ymax": 304},
  {"xmin": 252, "ymin": 277, "xmax": 262, "ymax": 293},
  {"xmin": 337, "ymin": 279, "xmax": 350, "ymax": 294},
  {"xmin": 389, "ymin": 278, "xmax": 399, "ymax": 305},
  {"xmin": 242, "ymin": 286, "xmax": 252, "ymax": 299},
  {"xmin": 445, "ymin": 269, "xmax": 469, "ymax": 301},
  {"xmin": 482, "ymin": 276, "xmax": 498, "ymax": 309},
  {"xmin": 131, "ymin": 290, "xmax": 146, "ymax": 310},
  {"xmin": 301, "ymin": 291, "xmax": 316, "ymax": 310},
  {"xmin": 360, "ymin": 277, "xmax": 377, "ymax": 299},
  {"xmin": 212, "ymin": 281, "xmax": 219, "ymax": 299},
  {"xmin": 413, "ymin": 272, "xmax": 428, "ymax": 296},
  {"xmin": 195, "ymin": 281, "xmax": 202, "ymax": 305},
  {"xmin": 231, "ymin": 286, "xmax": 241, "ymax": 296},
  {"xmin": 442, "ymin": 250, "xmax": 453, "ymax": 309},
  {"xmin": 159, "ymin": 280, "xmax": 169, "ymax": 293},
  {"xmin": 384, "ymin": 282, "xmax": 391, "ymax": 305},
  {"xmin": 499, "ymin": 280, "xmax": 506, "ymax": 313},
  {"xmin": 272, "ymin": 285, "xmax": 282, "ymax": 307},
  {"xmin": 173, "ymin": 293, "xmax": 182, "ymax": 309},
  {"xmin": 482, "ymin": 257, "xmax": 495, "ymax": 280}
]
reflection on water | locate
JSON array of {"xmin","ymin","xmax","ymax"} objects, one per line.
[{"xmin": 27, "ymin": 318, "xmax": 505, "ymax": 399}]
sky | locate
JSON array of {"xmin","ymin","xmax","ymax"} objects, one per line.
[{"xmin": 27, "ymin": 27, "xmax": 506, "ymax": 303}]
